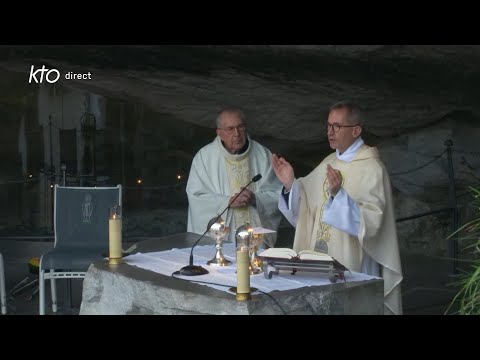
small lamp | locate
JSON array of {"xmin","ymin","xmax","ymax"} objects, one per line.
[
  {"xmin": 249, "ymin": 232, "xmax": 264, "ymax": 275},
  {"xmin": 108, "ymin": 205, "xmax": 123, "ymax": 265}
]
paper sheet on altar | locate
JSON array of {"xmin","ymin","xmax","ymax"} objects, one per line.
[{"xmin": 252, "ymin": 227, "xmax": 276, "ymax": 234}]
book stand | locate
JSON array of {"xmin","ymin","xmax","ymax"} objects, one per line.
[{"xmin": 261, "ymin": 257, "xmax": 346, "ymax": 283}]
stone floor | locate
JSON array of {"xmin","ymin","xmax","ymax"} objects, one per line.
[{"xmin": 0, "ymin": 238, "xmax": 461, "ymax": 315}]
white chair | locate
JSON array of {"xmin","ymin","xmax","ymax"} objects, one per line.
[
  {"xmin": 0, "ymin": 252, "xmax": 6, "ymax": 314},
  {"xmin": 39, "ymin": 185, "xmax": 122, "ymax": 315}
]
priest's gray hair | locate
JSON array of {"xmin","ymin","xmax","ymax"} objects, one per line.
[
  {"xmin": 329, "ymin": 101, "xmax": 365, "ymax": 127},
  {"xmin": 216, "ymin": 106, "xmax": 247, "ymax": 128}
]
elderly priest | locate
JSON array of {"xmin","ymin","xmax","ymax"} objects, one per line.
[{"xmin": 186, "ymin": 106, "xmax": 283, "ymax": 246}]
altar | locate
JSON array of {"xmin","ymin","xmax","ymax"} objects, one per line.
[{"xmin": 79, "ymin": 232, "xmax": 384, "ymax": 315}]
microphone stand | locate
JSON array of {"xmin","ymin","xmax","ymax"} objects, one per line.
[{"xmin": 176, "ymin": 174, "xmax": 262, "ymax": 276}]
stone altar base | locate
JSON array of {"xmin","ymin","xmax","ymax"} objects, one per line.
[{"xmin": 79, "ymin": 232, "xmax": 384, "ymax": 315}]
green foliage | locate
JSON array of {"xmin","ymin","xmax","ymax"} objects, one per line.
[{"xmin": 448, "ymin": 186, "xmax": 480, "ymax": 315}]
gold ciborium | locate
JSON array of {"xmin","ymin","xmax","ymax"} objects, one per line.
[
  {"xmin": 206, "ymin": 217, "xmax": 231, "ymax": 266},
  {"xmin": 249, "ymin": 233, "xmax": 264, "ymax": 275}
]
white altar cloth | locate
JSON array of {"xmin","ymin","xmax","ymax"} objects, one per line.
[{"xmin": 124, "ymin": 243, "xmax": 378, "ymax": 295}]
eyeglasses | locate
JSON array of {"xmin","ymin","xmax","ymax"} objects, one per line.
[
  {"xmin": 217, "ymin": 124, "xmax": 247, "ymax": 134},
  {"xmin": 326, "ymin": 123, "xmax": 360, "ymax": 133}
]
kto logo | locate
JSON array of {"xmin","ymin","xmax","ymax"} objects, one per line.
[{"xmin": 28, "ymin": 65, "xmax": 60, "ymax": 84}]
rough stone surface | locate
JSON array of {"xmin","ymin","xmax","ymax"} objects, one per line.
[
  {"xmin": 1, "ymin": 45, "xmax": 479, "ymax": 256},
  {"xmin": 2, "ymin": 45, "xmax": 478, "ymax": 195}
]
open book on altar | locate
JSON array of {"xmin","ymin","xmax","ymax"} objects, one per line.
[
  {"xmin": 259, "ymin": 248, "xmax": 349, "ymax": 279},
  {"xmin": 259, "ymin": 248, "xmax": 333, "ymax": 262}
]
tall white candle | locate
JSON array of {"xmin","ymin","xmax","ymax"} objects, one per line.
[
  {"xmin": 109, "ymin": 218, "xmax": 122, "ymax": 260},
  {"xmin": 236, "ymin": 248, "xmax": 250, "ymax": 294}
]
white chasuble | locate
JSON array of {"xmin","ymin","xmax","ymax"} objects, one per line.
[
  {"xmin": 187, "ymin": 136, "xmax": 283, "ymax": 245},
  {"xmin": 293, "ymin": 144, "xmax": 403, "ymax": 315}
]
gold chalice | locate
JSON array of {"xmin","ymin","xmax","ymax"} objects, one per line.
[{"xmin": 206, "ymin": 217, "xmax": 231, "ymax": 266}]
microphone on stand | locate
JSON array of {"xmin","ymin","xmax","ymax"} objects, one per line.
[{"xmin": 175, "ymin": 174, "xmax": 262, "ymax": 276}]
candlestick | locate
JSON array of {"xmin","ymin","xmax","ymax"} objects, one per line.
[
  {"xmin": 108, "ymin": 206, "xmax": 122, "ymax": 265},
  {"xmin": 234, "ymin": 223, "xmax": 252, "ymax": 301},
  {"xmin": 236, "ymin": 247, "xmax": 250, "ymax": 299}
]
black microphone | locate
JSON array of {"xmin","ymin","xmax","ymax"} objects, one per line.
[{"xmin": 176, "ymin": 174, "xmax": 262, "ymax": 276}]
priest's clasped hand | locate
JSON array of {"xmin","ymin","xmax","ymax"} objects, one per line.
[{"xmin": 230, "ymin": 188, "xmax": 256, "ymax": 208}]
